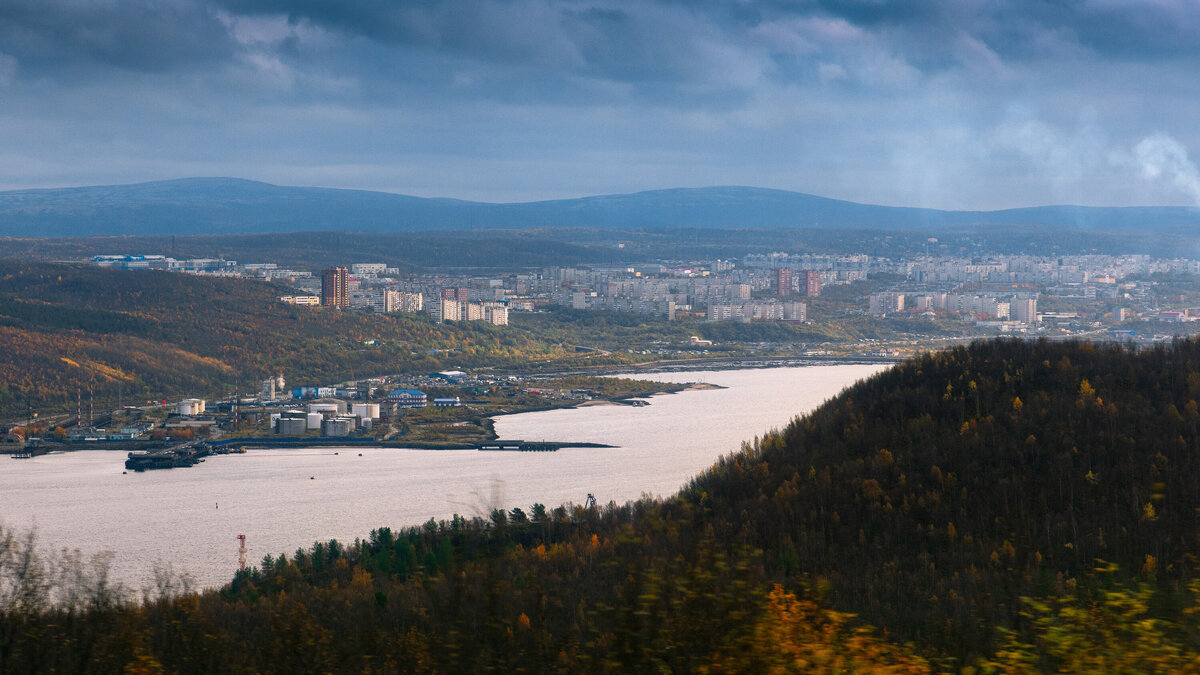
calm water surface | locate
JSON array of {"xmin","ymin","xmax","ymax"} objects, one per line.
[{"xmin": 0, "ymin": 364, "xmax": 885, "ymax": 590}]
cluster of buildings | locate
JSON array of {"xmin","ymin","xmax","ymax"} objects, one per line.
[
  {"xmin": 543, "ymin": 263, "xmax": 832, "ymax": 322},
  {"xmin": 864, "ymin": 253, "xmax": 1200, "ymax": 328},
  {"xmin": 89, "ymin": 249, "xmax": 1200, "ymax": 331},
  {"xmin": 85, "ymin": 252, "xmax": 848, "ymax": 326},
  {"xmin": 249, "ymin": 370, "xmax": 470, "ymax": 437},
  {"xmin": 431, "ymin": 288, "xmax": 508, "ymax": 325},
  {"xmin": 90, "ymin": 254, "xmax": 312, "ymax": 280},
  {"xmin": 285, "ymin": 268, "xmax": 504, "ymax": 325},
  {"xmin": 384, "ymin": 388, "xmax": 462, "ymax": 408},
  {"xmin": 269, "ymin": 399, "xmax": 383, "ymax": 437},
  {"xmin": 869, "ymin": 292, "xmax": 1038, "ymax": 324},
  {"xmin": 708, "ymin": 301, "xmax": 807, "ymax": 322},
  {"xmin": 693, "ymin": 266, "xmax": 820, "ymax": 324}
]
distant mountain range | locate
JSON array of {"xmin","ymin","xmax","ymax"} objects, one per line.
[{"xmin": 0, "ymin": 177, "xmax": 1198, "ymax": 237}]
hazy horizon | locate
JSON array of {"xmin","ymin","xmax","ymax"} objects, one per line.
[{"xmin": 7, "ymin": 176, "xmax": 1200, "ymax": 213}]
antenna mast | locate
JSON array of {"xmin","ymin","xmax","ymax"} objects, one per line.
[{"xmin": 237, "ymin": 534, "xmax": 247, "ymax": 571}]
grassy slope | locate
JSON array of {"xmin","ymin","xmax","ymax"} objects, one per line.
[{"xmin": 0, "ymin": 261, "xmax": 593, "ymax": 416}]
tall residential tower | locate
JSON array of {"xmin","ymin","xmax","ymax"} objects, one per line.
[{"xmin": 321, "ymin": 266, "xmax": 349, "ymax": 308}]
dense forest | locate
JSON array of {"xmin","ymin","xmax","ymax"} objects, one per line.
[
  {"xmin": 0, "ymin": 261, "xmax": 630, "ymax": 417},
  {"xmin": 0, "ymin": 221, "xmax": 1193, "ymax": 273},
  {"xmin": 5, "ymin": 338, "xmax": 1200, "ymax": 672},
  {"xmin": 0, "ymin": 230, "xmax": 635, "ymax": 271}
]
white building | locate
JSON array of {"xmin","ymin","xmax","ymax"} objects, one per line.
[
  {"xmin": 351, "ymin": 403, "xmax": 381, "ymax": 420},
  {"xmin": 707, "ymin": 301, "xmax": 805, "ymax": 322},
  {"xmin": 485, "ymin": 304, "xmax": 509, "ymax": 325},
  {"xmin": 1012, "ymin": 297, "xmax": 1038, "ymax": 324},
  {"xmin": 279, "ymin": 295, "xmax": 321, "ymax": 306},
  {"xmin": 435, "ymin": 298, "xmax": 462, "ymax": 323},
  {"xmin": 869, "ymin": 293, "xmax": 905, "ymax": 315}
]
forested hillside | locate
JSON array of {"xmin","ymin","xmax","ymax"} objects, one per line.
[
  {"xmin": 0, "ymin": 262, "xmax": 616, "ymax": 415},
  {"xmin": 2, "ymin": 178, "xmax": 1199, "ymax": 237},
  {"xmin": 5, "ymin": 339, "xmax": 1200, "ymax": 672},
  {"xmin": 1, "ymin": 223, "xmax": 1195, "ymax": 270}
]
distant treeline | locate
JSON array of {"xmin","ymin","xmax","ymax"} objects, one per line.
[{"xmin": 1, "ymin": 222, "xmax": 1196, "ymax": 273}]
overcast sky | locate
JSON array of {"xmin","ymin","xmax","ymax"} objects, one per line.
[{"xmin": 3, "ymin": 0, "xmax": 1200, "ymax": 209}]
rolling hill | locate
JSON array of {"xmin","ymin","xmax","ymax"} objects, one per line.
[{"xmin": 2, "ymin": 178, "xmax": 1199, "ymax": 237}]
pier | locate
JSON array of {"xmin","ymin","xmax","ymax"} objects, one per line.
[
  {"xmin": 117, "ymin": 438, "xmax": 612, "ymax": 470},
  {"xmin": 7, "ymin": 445, "xmax": 48, "ymax": 459},
  {"xmin": 125, "ymin": 442, "xmax": 209, "ymax": 471},
  {"xmin": 477, "ymin": 439, "xmax": 560, "ymax": 452}
]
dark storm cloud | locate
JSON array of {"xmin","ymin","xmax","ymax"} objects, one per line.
[
  {"xmin": 5, "ymin": 1, "xmax": 1199, "ymax": 87},
  {"xmin": 0, "ymin": 0, "xmax": 236, "ymax": 73},
  {"xmin": 2, "ymin": 0, "xmax": 1200, "ymax": 208},
  {"xmin": 805, "ymin": 0, "xmax": 1200, "ymax": 60},
  {"xmin": 207, "ymin": 0, "xmax": 763, "ymax": 90}
]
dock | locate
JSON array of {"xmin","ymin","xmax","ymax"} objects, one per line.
[
  {"xmin": 124, "ymin": 442, "xmax": 210, "ymax": 472},
  {"xmin": 7, "ymin": 445, "xmax": 49, "ymax": 459},
  {"xmin": 477, "ymin": 439, "xmax": 560, "ymax": 452},
  {"xmin": 116, "ymin": 438, "xmax": 613, "ymax": 468}
]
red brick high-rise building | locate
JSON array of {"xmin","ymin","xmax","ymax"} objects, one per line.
[
  {"xmin": 321, "ymin": 266, "xmax": 349, "ymax": 308},
  {"xmin": 803, "ymin": 270, "xmax": 821, "ymax": 297},
  {"xmin": 441, "ymin": 287, "xmax": 469, "ymax": 302},
  {"xmin": 775, "ymin": 268, "xmax": 793, "ymax": 297}
]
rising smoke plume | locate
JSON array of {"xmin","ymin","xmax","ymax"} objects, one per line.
[{"xmin": 1134, "ymin": 134, "xmax": 1200, "ymax": 206}]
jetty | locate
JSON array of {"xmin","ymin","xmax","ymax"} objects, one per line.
[
  {"xmin": 125, "ymin": 442, "xmax": 209, "ymax": 472},
  {"xmin": 118, "ymin": 438, "xmax": 612, "ymax": 469},
  {"xmin": 208, "ymin": 437, "xmax": 612, "ymax": 451},
  {"xmin": 477, "ymin": 440, "xmax": 560, "ymax": 452},
  {"xmin": 7, "ymin": 444, "xmax": 49, "ymax": 459}
]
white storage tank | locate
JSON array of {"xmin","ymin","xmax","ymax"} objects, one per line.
[
  {"xmin": 306, "ymin": 412, "xmax": 323, "ymax": 430},
  {"xmin": 176, "ymin": 399, "xmax": 206, "ymax": 416},
  {"xmin": 321, "ymin": 417, "xmax": 353, "ymax": 437},
  {"xmin": 276, "ymin": 417, "xmax": 307, "ymax": 435},
  {"xmin": 308, "ymin": 403, "xmax": 340, "ymax": 416},
  {"xmin": 351, "ymin": 403, "xmax": 380, "ymax": 420}
]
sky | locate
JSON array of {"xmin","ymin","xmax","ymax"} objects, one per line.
[{"xmin": 2, "ymin": 0, "xmax": 1200, "ymax": 209}]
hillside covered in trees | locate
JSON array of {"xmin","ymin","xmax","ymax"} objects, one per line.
[
  {"xmin": 1, "ymin": 223, "xmax": 1195, "ymax": 270},
  {"xmin": 6, "ymin": 338, "xmax": 1200, "ymax": 672},
  {"xmin": 0, "ymin": 261, "xmax": 624, "ymax": 416}
]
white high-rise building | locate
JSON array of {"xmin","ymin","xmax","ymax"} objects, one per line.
[
  {"xmin": 436, "ymin": 298, "xmax": 463, "ymax": 323},
  {"xmin": 1012, "ymin": 297, "xmax": 1038, "ymax": 324},
  {"xmin": 484, "ymin": 305, "xmax": 509, "ymax": 325},
  {"xmin": 869, "ymin": 292, "xmax": 905, "ymax": 315}
]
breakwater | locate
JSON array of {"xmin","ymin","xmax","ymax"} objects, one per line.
[{"xmin": 211, "ymin": 437, "xmax": 611, "ymax": 452}]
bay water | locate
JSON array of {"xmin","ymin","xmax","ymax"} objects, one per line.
[{"xmin": 0, "ymin": 363, "xmax": 886, "ymax": 591}]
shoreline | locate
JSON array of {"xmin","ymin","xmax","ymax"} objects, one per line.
[
  {"xmin": 13, "ymin": 360, "xmax": 888, "ymax": 457},
  {"xmin": 522, "ymin": 353, "xmax": 899, "ymax": 379}
]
